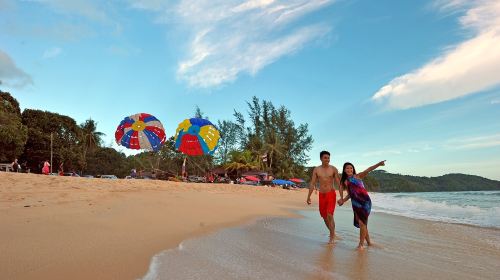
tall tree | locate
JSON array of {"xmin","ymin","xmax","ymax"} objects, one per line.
[
  {"xmin": 85, "ymin": 147, "xmax": 129, "ymax": 177},
  {"xmin": 194, "ymin": 105, "xmax": 206, "ymax": 119},
  {"xmin": 80, "ymin": 118, "xmax": 105, "ymax": 149},
  {"xmin": 79, "ymin": 118, "xmax": 105, "ymax": 172},
  {"xmin": 233, "ymin": 96, "xmax": 313, "ymax": 178},
  {"xmin": 214, "ymin": 120, "xmax": 242, "ymax": 165},
  {"xmin": 21, "ymin": 109, "xmax": 83, "ymax": 172},
  {"xmin": 0, "ymin": 91, "xmax": 28, "ymax": 162}
]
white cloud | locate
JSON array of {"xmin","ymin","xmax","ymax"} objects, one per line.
[
  {"xmin": 130, "ymin": 0, "xmax": 335, "ymax": 87},
  {"xmin": 373, "ymin": 0, "xmax": 500, "ymax": 110},
  {"xmin": 0, "ymin": 49, "xmax": 33, "ymax": 88},
  {"xmin": 42, "ymin": 47, "xmax": 62, "ymax": 59},
  {"xmin": 444, "ymin": 133, "xmax": 500, "ymax": 150}
]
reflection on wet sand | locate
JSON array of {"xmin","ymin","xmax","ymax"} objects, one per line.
[{"xmin": 311, "ymin": 245, "xmax": 335, "ymax": 279}]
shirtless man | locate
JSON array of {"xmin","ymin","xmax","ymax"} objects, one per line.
[{"xmin": 307, "ymin": 151, "xmax": 341, "ymax": 244}]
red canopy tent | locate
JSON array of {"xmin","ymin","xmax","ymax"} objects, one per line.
[
  {"xmin": 244, "ymin": 175, "xmax": 260, "ymax": 182},
  {"xmin": 289, "ymin": 178, "xmax": 305, "ymax": 183}
]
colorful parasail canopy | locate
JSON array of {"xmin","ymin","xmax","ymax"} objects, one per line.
[
  {"xmin": 115, "ymin": 113, "xmax": 166, "ymax": 151},
  {"xmin": 174, "ymin": 118, "xmax": 220, "ymax": 156}
]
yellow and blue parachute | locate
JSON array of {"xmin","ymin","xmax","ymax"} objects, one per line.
[{"xmin": 174, "ymin": 118, "xmax": 220, "ymax": 156}]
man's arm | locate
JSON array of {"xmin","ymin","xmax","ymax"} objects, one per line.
[
  {"xmin": 358, "ymin": 160, "xmax": 386, "ymax": 179},
  {"xmin": 307, "ymin": 168, "xmax": 317, "ymax": 205},
  {"xmin": 334, "ymin": 168, "xmax": 342, "ymax": 199}
]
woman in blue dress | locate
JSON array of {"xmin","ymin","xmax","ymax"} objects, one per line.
[{"xmin": 338, "ymin": 160, "xmax": 386, "ymax": 250}]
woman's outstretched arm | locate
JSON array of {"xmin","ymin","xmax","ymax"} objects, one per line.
[{"xmin": 358, "ymin": 160, "xmax": 386, "ymax": 179}]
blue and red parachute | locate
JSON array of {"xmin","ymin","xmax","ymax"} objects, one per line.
[{"xmin": 115, "ymin": 113, "xmax": 166, "ymax": 151}]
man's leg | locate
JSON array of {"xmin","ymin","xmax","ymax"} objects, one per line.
[
  {"xmin": 327, "ymin": 214, "xmax": 335, "ymax": 244},
  {"xmin": 323, "ymin": 217, "xmax": 330, "ymax": 234}
]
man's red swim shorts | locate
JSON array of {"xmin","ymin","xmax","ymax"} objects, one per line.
[{"xmin": 319, "ymin": 191, "xmax": 336, "ymax": 219}]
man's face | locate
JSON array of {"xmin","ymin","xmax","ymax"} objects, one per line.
[{"xmin": 321, "ymin": 154, "xmax": 330, "ymax": 165}]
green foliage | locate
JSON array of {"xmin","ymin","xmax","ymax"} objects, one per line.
[
  {"xmin": 369, "ymin": 170, "xmax": 500, "ymax": 192},
  {"xmin": 194, "ymin": 106, "xmax": 206, "ymax": 119},
  {"xmin": 0, "ymin": 91, "xmax": 28, "ymax": 162},
  {"xmin": 78, "ymin": 118, "xmax": 106, "ymax": 172},
  {"xmin": 231, "ymin": 96, "xmax": 313, "ymax": 178},
  {"xmin": 214, "ymin": 120, "xmax": 242, "ymax": 165},
  {"xmin": 224, "ymin": 150, "xmax": 259, "ymax": 175},
  {"xmin": 21, "ymin": 109, "xmax": 83, "ymax": 172},
  {"xmin": 361, "ymin": 175, "xmax": 380, "ymax": 192},
  {"xmin": 85, "ymin": 147, "xmax": 129, "ymax": 177},
  {"xmin": 132, "ymin": 136, "xmax": 183, "ymax": 174},
  {"xmin": 80, "ymin": 118, "xmax": 105, "ymax": 148},
  {"xmin": 7, "ymin": 94, "xmax": 310, "ymax": 179}
]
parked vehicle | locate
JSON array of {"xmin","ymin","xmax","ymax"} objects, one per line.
[
  {"xmin": 187, "ymin": 175, "xmax": 205, "ymax": 183},
  {"xmin": 99, "ymin": 175, "xmax": 118, "ymax": 179}
]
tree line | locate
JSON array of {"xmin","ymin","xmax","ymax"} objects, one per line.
[
  {"xmin": 363, "ymin": 170, "xmax": 500, "ymax": 192},
  {"xmin": 1, "ymin": 91, "xmax": 314, "ymax": 179}
]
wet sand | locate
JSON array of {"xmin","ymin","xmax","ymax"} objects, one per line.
[{"xmin": 143, "ymin": 207, "xmax": 500, "ymax": 280}]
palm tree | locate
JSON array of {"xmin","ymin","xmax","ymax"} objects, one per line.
[
  {"xmin": 79, "ymin": 118, "xmax": 105, "ymax": 172},
  {"xmin": 224, "ymin": 150, "xmax": 258, "ymax": 176},
  {"xmin": 80, "ymin": 118, "xmax": 105, "ymax": 149}
]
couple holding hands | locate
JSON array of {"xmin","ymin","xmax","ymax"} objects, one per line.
[{"xmin": 307, "ymin": 151, "xmax": 385, "ymax": 250}]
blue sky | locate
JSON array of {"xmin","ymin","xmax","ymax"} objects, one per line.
[{"xmin": 1, "ymin": 0, "xmax": 500, "ymax": 180}]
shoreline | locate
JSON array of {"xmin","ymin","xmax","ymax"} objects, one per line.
[
  {"xmin": 0, "ymin": 172, "xmax": 308, "ymax": 280},
  {"xmin": 141, "ymin": 208, "xmax": 500, "ymax": 279}
]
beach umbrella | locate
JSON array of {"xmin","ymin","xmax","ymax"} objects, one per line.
[
  {"xmin": 115, "ymin": 113, "xmax": 166, "ymax": 152},
  {"xmin": 244, "ymin": 175, "xmax": 260, "ymax": 182},
  {"xmin": 289, "ymin": 178, "xmax": 305, "ymax": 183},
  {"xmin": 174, "ymin": 118, "xmax": 220, "ymax": 156},
  {"xmin": 272, "ymin": 179, "xmax": 295, "ymax": 185}
]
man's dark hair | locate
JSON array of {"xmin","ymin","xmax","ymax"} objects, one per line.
[{"xmin": 320, "ymin": 151, "xmax": 330, "ymax": 158}]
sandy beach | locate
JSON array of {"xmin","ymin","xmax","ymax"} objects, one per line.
[
  {"xmin": 0, "ymin": 173, "xmax": 306, "ymax": 279},
  {"xmin": 2, "ymin": 173, "xmax": 499, "ymax": 280}
]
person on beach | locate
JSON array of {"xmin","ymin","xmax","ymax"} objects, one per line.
[
  {"xmin": 42, "ymin": 160, "xmax": 50, "ymax": 175},
  {"xmin": 337, "ymin": 160, "xmax": 385, "ymax": 250},
  {"xmin": 21, "ymin": 161, "xmax": 28, "ymax": 173},
  {"xmin": 182, "ymin": 158, "xmax": 187, "ymax": 180},
  {"xmin": 58, "ymin": 162, "xmax": 64, "ymax": 176},
  {"xmin": 307, "ymin": 151, "xmax": 341, "ymax": 244},
  {"xmin": 11, "ymin": 159, "xmax": 20, "ymax": 172}
]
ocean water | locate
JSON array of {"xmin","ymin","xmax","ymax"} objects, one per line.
[
  {"xmin": 371, "ymin": 191, "xmax": 500, "ymax": 228},
  {"xmin": 140, "ymin": 200, "xmax": 500, "ymax": 280}
]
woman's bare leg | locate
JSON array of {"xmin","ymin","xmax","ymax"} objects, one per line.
[{"xmin": 357, "ymin": 219, "xmax": 367, "ymax": 250}]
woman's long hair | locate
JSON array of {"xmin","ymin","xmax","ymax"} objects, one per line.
[{"xmin": 340, "ymin": 162, "xmax": 356, "ymax": 186}]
